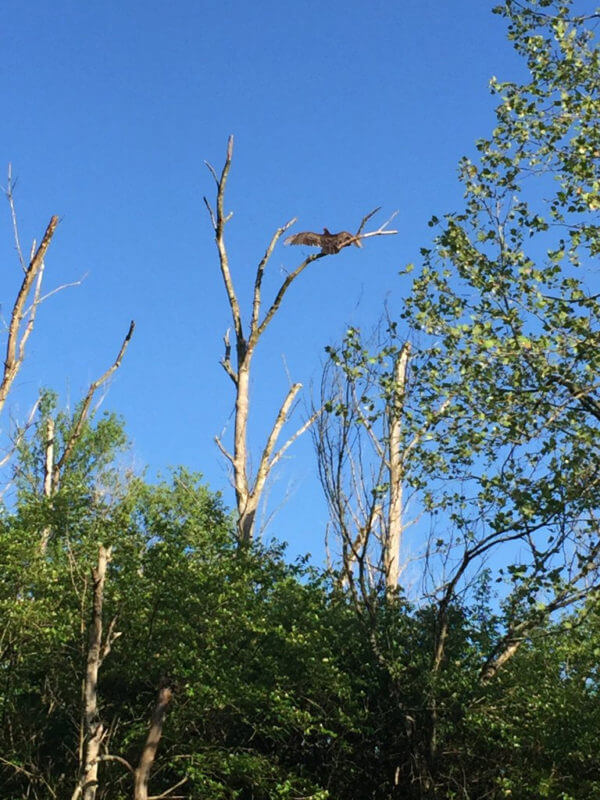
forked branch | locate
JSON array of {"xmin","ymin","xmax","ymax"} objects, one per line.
[{"xmin": 356, "ymin": 208, "xmax": 399, "ymax": 243}]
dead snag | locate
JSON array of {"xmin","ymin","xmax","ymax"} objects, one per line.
[{"xmin": 205, "ymin": 136, "xmax": 397, "ymax": 542}]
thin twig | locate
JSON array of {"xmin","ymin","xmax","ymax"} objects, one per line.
[
  {"xmin": 148, "ymin": 776, "xmax": 189, "ymax": 799},
  {"xmin": 356, "ymin": 206, "xmax": 382, "ymax": 236},
  {"xmin": 3, "ymin": 165, "xmax": 26, "ymax": 271}
]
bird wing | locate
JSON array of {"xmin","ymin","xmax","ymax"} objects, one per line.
[{"xmin": 284, "ymin": 231, "xmax": 323, "ymax": 247}]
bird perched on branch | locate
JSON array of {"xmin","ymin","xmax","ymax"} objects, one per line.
[{"xmin": 284, "ymin": 228, "xmax": 362, "ymax": 255}]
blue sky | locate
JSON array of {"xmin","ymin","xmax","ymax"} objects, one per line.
[{"xmin": 2, "ymin": 1, "xmax": 525, "ymax": 560}]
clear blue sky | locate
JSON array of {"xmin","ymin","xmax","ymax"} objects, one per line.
[{"xmin": 2, "ymin": 1, "xmax": 524, "ymax": 560}]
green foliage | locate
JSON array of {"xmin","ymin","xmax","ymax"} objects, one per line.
[
  {"xmin": 460, "ymin": 604, "xmax": 600, "ymax": 799},
  {"xmin": 315, "ymin": 2, "xmax": 600, "ymax": 793},
  {"xmin": 3, "ymin": 410, "xmax": 600, "ymax": 798},
  {"xmin": 4, "ymin": 3, "xmax": 600, "ymax": 799},
  {"xmin": 323, "ymin": 0, "xmax": 600, "ymax": 634}
]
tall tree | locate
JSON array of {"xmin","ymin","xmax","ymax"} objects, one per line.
[
  {"xmin": 317, "ymin": 0, "xmax": 600, "ymax": 790},
  {"xmin": 404, "ymin": 0, "xmax": 600, "ymax": 677},
  {"xmin": 204, "ymin": 136, "xmax": 397, "ymax": 542}
]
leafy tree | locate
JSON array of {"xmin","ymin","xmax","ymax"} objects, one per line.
[
  {"xmin": 316, "ymin": 0, "xmax": 600, "ymax": 792},
  {"xmin": 1, "ymin": 413, "xmax": 379, "ymax": 799},
  {"xmin": 0, "ymin": 405, "xmax": 134, "ymax": 798},
  {"xmin": 404, "ymin": 0, "xmax": 600, "ymax": 674}
]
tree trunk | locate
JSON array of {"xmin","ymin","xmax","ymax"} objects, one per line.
[
  {"xmin": 133, "ymin": 685, "xmax": 173, "ymax": 800},
  {"xmin": 233, "ymin": 357, "xmax": 253, "ymax": 542},
  {"xmin": 81, "ymin": 546, "xmax": 111, "ymax": 800},
  {"xmin": 39, "ymin": 417, "xmax": 55, "ymax": 553},
  {"xmin": 384, "ymin": 344, "xmax": 410, "ymax": 592}
]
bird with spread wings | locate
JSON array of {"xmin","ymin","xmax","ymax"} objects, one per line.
[
  {"xmin": 284, "ymin": 227, "xmax": 363, "ymax": 255},
  {"xmin": 283, "ymin": 208, "xmax": 398, "ymax": 255}
]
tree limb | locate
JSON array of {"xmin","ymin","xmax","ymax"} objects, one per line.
[
  {"xmin": 52, "ymin": 320, "xmax": 135, "ymax": 490},
  {"xmin": 256, "ymin": 251, "xmax": 325, "ymax": 340},
  {"xmin": 206, "ymin": 135, "xmax": 244, "ymax": 345},
  {"xmin": 250, "ymin": 218, "xmax": 297, "ymax": 339},
  {"xmin": 0, "ymin": 215, "xmax": 59, "ymax": 416},
  {"xmin": 253, "ymin": 382, "xmax": 303, "ymax": 497},
  {"xmin": 269, "ymin": 406, "xmax": 323, "ymax": 471}
]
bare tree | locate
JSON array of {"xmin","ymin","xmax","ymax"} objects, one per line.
[
  {"xmin": 1, "ymin": 171, "xmax": 135, "ymax": 501},
  {"xmin": 204, "ymin": 136, "xmax": 397, "ymax": 542}
]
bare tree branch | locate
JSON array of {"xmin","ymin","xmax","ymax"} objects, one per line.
[
  {"xmin": 148, "ymin": 776, "xmax": 189, "ymax": 799},
  {"xmin": 52, "ymin": 320, "xmax": 135, "ymax": 491},
  {"xmin": 0, "ymin": 215, "xmax": 59, "ymax": 416},
  {"xmin": 250, "ymin": 217, "xmax": 297, "ymax": 339},
  {"xmin": 3, "ymin": 165, "xmax": 26, "ymax": 271},
  {"xmin": 220, "ymin": 329, "xmax": 237, "ymax": 384},
  {"xmin": 214, "ymin": 434, "xmax": 234, "ymax": 465},
  {"xmin": 28, "ymin": 275, "xmax": 86, "ymax": 309},
  {"xmin": 0, "ymin": 396, "xmax": 40, "ymax": 471},
  {"xmin": 357, "ymin": 209, "xmax": 399, "ymax": 243},
  {"xmin": 100, "ymin": 615, "xmax": 122, "ymax": 665},
  {"xmin": 205, "ymin": 135, "xmax": 243, "ymax": 345},
  {"xmin": 255, "ymin": 251, "xmax": 325, "ymax": 341},
  {"xmin": 253, "ymin": 382, "xmax": 303, "ymax": 496},
  {"xmin": 202, "ymin": 195, "xmax": 216, "ymax": 229},
  {"xmin": 355, "ymin": 206, "xmax": 381, "ymax": 236},
  {"xmin": 270, "ymin": 406, "xmax": 323, "ymax": 471}
]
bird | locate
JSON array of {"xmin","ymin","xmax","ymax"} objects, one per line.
[{"xmin": 284, "ymin": 227, "xmax": 362, "ymax": 255}]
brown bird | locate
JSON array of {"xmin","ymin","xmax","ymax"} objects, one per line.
[{"xmin": 284, "ymin": 227, "xmax": 362, "ymax": 255}]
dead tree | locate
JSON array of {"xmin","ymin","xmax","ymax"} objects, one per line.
[
  {"xmin": 0, "ymin": 170, "xmax": 84, "ymax": 428},
  {"xmin": 204, "ymin": 136, "xmax": 398, "ymax": 543},
  {"xmin": 0, "ymin": 168, "xmax": 62, "ymax": 428},
  {"xmin": 384, "ymin": 343, "xmax": 410, "ymax": 591},
  {"xmin": 0, "ymin": 215, "xmax": 59, "ymax": 416},
  {"xmin": 1, "ymin": 171, "xmax": 135, "ymax": 503}
]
